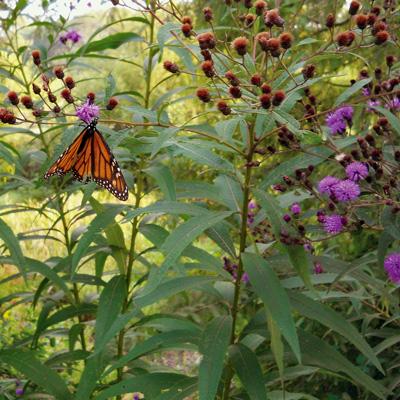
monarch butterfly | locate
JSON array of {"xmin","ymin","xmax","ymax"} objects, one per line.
[{"xmin": 44, "ymin": 118, "xmax": 128, "ymax": 201}]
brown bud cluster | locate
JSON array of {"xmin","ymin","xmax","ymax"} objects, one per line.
[
  {"xmin": 61, "ymin": 88, "xmax": 74, "ymax": 103},
  {"xmin": 31, "ymin": 49, "xmax": 41, "ymax": 65},
  {"xmin": 197, "ymin": 32, "xmax": 216, "ymax": 50},
  {"xmin": 7, "ymin": 91, "xmax": 19, "ymax": 105},
  {"xmin": 201, "ymin": 60, "xmax": 215, "ymax": 77},
  {"xmin": 336, "ymin": 31, "xmax": 356, "ymax": 47},
  {"xmin": 264, "ymin": 9, "xmax": 284, "ymax": 28},
  {"xmin": 196, "ymin": 87, "xmax": 211, "ymax": 103},
  {"xmin": 163, "ymin": 60, "xmax": 179, "ymax": 74},
  {"xmin": 217, "ymin": 100, "xmax": 231, "ymax": 115},
  {"xmin": 225, "ymin": 71, "xmax": 240, "ymax": 86},
  {"xmin": 0, "ymin": 108, "xmax": 16, "ymax": 124},
  {"xmin": 232, "ymin": 37, "xmax": 249, "ymax": 56}
]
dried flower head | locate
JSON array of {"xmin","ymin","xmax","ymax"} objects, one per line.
[
  {"xmin": 65, "ymin": 76, "xmax": 75, "ymax": 89},
  {"xmin": 217, "ymin": 100, "xmax": 231, "ymax": 115},
  {"xmin": 32, "ymin": 49, "xmax": 41, "ymax": 65},
  {"xmin": 201, "ymin": 60, "xmax": 215, "ymax": 77},
  {"xmin": 225, "ymin": 71, "xmax": 240, "ymax": 86},
  {"xmin": 250, "ymin": 74, "xmax": 262, "ymax": 86},
  {"xmin": 254, "ymin": 0, "xmax": 266, "ymax": 15},
  {"xmin": 229, "ymin": 86, "xmax": 242, "ymax": 98},
  {"xmin": 349, "ymin": 1, "xmax": 361, "ymax": 15},
  {"xmin": 163, "ymin": 60, "xmax": 180, "ymax": 74},
  {"xmin": 264, "ymin": 9, "xmax": 284, "ymax": 27},
  {"xmin": 7, "ymin": 91, "xmax": 19, "ymax": 105},
  {"xmin": 375, "ymin": 30, "xmax": 389, "ymax": 45},
  {"xmin": 61, "ymin": 88, "xmax": 74, "ymax": 103},
  {"xmin": 336, "ymin": 31, "xmax": 356, "ymax": 47},
  {"xmin": 197, "ymin": 32, "xmax": 216, "ymax": 49},
  {"xmin": 279, "ymin": 32, "xmax": 293, "ymax": 49},
  {"xmin": 107, "ymin": 97, "xmax": 119, "ymax": 110},
  {"xmin": 272, "ymin": 90, "xmax": 285, "ymax": 106},
  {"xmin": 203, "ymin": 7, "xmax": 213, "ymax": 22},
  {"xmin": 232, "ymin": 36, "xmax": 249, "ymax": 56},
  {"xmin": 196, "ymin": 87, "xmax": 211, "ymax": 103},
  {"xmin": 355, "ymin": 14, "xmax": 368, "ymax": 30},
  {"xmin": 21, "ymin": 95, "xmax": 33, "ymax": 109},
  {"xmin": 326, "ymin": 13, "xmax": 335, "ymax": 28},
  {"xmin": 259, "ymin": 93, "xmax": 271, "ymax": 109},
  {"xmin": 181, "ymin": 23, "xmax": 192, "ymax": 37}
]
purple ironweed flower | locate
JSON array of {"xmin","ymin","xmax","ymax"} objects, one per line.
[
  {"xmin": 323, "ymin": 214, "xmax": 344, "ymax": 234},
  {"xmin": 386, "ymin": 97, "xmax": 400, "ymax": 112},
  {"xmin": 76, "ymin": 99, "xmax": 100, "ymax": 124},
  {"xmin": 384, "ymin": 253, "xmax": 400, "ymax": 283},
  {"xmin": 248, "ymin": 200, "xmax": 257, "ymax": 209},
  {"xmin": 367, "ymin": 99, "xmax": 381, "ymax": 111},
  {"xmin": 361, "ymin": 87, "xmax": 370, "ymax": 96},
  {"xmin": 60, "ymin": 30, "xmax": 82, "ymax": 44},
  {"xmin": 345, "ymin": 162, "xmax": 368, "ymax": 182},
  {"xmin": 318, "ymin": 176, "xmax": 340, "ymax": 196},
  {"xmin": 15, "ymin": 388, "xmax": 24, "ymax": 396},
  {"xmin": 332, "ymin": 179, "xmax": 360, "ymax": 202},
  {"xmin": 325, "ymin": 105, "xmax": 354, "ymax": 135},
  {"xmin": 241, "ymin": 272, "xmax": 249, "ymax": 284},
  {"xmin": 304, "ymin": 243, "xmax": 314, "ymax": 253},
  {"xmin": 290, "ymin": 202, "xmax": 301, "ymax": 215},
  {"xmin": 313, "ymin": 262, "xmax": 324, "ymax": 274},
  {"xmin": 66, "ymin": 30, "xmax": 82, "ymax": 43}
]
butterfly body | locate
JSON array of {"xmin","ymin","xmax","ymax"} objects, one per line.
[{"xmin": 44, "ymin": 118, "xmax": 128, "ymax": 201}]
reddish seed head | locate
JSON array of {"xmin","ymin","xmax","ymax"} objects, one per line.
[
  {"xmin": 244, "ymin": 0, "xmax": 252, "ymax": 9},
  {"xmin": 163, "ymin": 60, "xmax": 180, "ymax": 74},
  {"xmin": 53, "ymin": 105, "xmax": 61, "ymax": 113},
  {"xmin": 272, "ymin": 90, "xmax": 285, "ymax": 106},
  {"xmin": 355, "ymin": 14, "xmax": 368, "ymax": 30},
  {"xmin": 256, "ymin": 32, "xmax": 270, "ymax": 51},
  {"xmin": 53, "ymin": 66, "xmax": 64, "ymax": 79},
  {"xmin": 264, "ymin": 9, "xmax": 284, "ymax": 27},
  {"xmin": 181, "ymin": 16, "xmax": 192, "ymax": 25},
  {"xmin": 181, "ymin": 23, "xmax": 192, "ymax": 37},
  {"xmin": 64, "ymin": 76, "xmax": 75, "ymax": 89},
  {"xmin": 201, "ymin": 49, "xmax": 212, "ymax": 61},
  {"xmin": 21, "ymin": 95, "xmax": 33, "ymax": 109},
  {"xmin": 2, "ymin": 110, "xmax": 16, "ymax": 124},
  {"xmin": 279, "ymin": 32, "xmax": 293, "ymax": 49},
  {"xmin": 261, "ymin": 83, "xmax": 272, "ymax": 94},
  {"xmin": 386, "ymin": 55, "xmax": 395, "ymax": 67},
  {"xmin": 229, "ymin": 86, "xmax": 242, "ymax": 98},
  {"xmin": 7, "ymin": 91, "xmax": 19, "ymax": 105},
  {"xmin": 197, "ymin": 32, "xmax": 216, "ymax": 50},
  {"xmin": 107, "ymin": 97, "xmax": 119, "ymax": 110},
  {"xmin": 250, "ymin": 74, "xmax": 262, "ymax": 86},
  {"xmin": 326, "ymin": 13, "xmax": 335, "ymax": 28},
  {"xmin": 32, "ymin": 108, "xmax": 43, "ymax": 118},
  {"xmin": 203, "ymin": 7, "xmax": 213, "ymax": 22},
  {"xmin": 225, "ymin": 71, "xmax": 240, "ymax": 86},
  {"xmin": 196, "ymin": 87, "xmax": 211, "ymax": 103},
  {"xmin": 48, "ymin": 93, "xmax": 57, "ymax": 103},
  {"xmin": 32, "ymin": 83, "xmax": 41, "ymax": 95},
  {"xmin": 259, "ymin": 93, "xmax": 271, "ymax": 109},
  {"xmin": 254, "ymin": 0, "xmax": 266, "ymax": 15},
  {"xmin": 61, "ymin": 88, "xmax": 74, "ymax": 103},
  {"xmin": 371, "ymin": 6, "xmax": 381, "ymax": 15},
  {"xmin": 372, "ymin": 21, "xmax": 387, "ymax": 35},
  {"xmin": 265, "ymin": 38, "xmax": 280, "ymax": 52},
  {"xmin": 31, "ymin": 49, "xmax": 41, "ymax": 65},
  {"xmin": 349, "ymin": 1, "xmax": 360, "ymax": 15},
  {"xmin": 244, "ymin": 14, "xmax": 256, "ymax": 27},
  {"xmin": 302, "ymin": 64, "xmax": 316, "ymax": 79},
  {"xmin": 336, "ymin": 31, "xmax": 355, "ymax": 47},
  {"xmin": 217, "ymin": 100, "xmax": 231, "ymax": 115},
  {"xmin": 201, "ymin": 60, "xmax": 215, "ymax": 77},
  {"xmin": 87, "ymin": 92, "xmax": 96, "ymax": 103},
  {"xmin": 367, "ymin": 13, "xmax": 377, "ymax": 25},
  {"xmin": 232, "ymin": 36, "xmax": 249, "ymax": 56},
  {"xmin": 375, "ymin": 30, "xmax": 389, "ymax": 45}
]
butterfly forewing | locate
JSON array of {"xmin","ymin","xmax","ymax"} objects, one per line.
[
  {"xmin": 44, "ymin": 121, "xmax": 129, "ymax": 201},
  {"xmin": 92, "ymin": 129, "xmax": 128, "ymax": 201}
]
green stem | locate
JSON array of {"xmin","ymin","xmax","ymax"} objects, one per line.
[
  {"xmin": 222, "ymin": 124, "xmax": 255, "ymax": 400},
  {"xmin": 115, "ymin": 4, "xmax": 156, "ymax": 392}
]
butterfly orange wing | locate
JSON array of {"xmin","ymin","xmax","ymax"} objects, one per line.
[
  {"xmin": 92, "ymin": 129, "xmax": 128, "ymax": 201},
  {"xmin": 44, "ymin": 127, "xmax": 90, "ymax": 179}
]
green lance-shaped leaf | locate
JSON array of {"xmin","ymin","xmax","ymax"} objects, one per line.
[
  {"xmin": 145, "ymin": 164, "xmax": 176, "ymax": 201},
  {"xmin": 372, "ymin": 105, "xmax": 400, "ymax": 137},
  {"xmin": 299, "ymin": 330, "xmax": 388, "ymax": 400},
  {"xmin": 289, "ymin": 291, "xmax": 383, "ymax": 373},
  {"xmin": 96, "ymin": 373, "xmax": 194, "ymax": 400},
  {"xmin": 242, "ymin": 252, "xmax": 301, "ymax": 363},
  {"xmin": 334, "ymin": 78, "xmax": 371, "ymax": 107},
  {"xmin": 136, "ymin": 211, "xmax": 233, "ymax": 296},
  {"xmin": 71, "ymin": 205, "xmax": 126, "ymax": 274},
  {"xmin": 199, "ymin": 315, "xmax": 232, "ymax": 400},
  {"xmin": 95, "ymin": 275, "xmax": 127, "ymax": 348},
  {"xmin": 229, "ymin": 343, "xmax": 268, "ymax": 400},
  {"xmin": 76, "ymin": 32, "xmax": 143, "ymax": 55},
  {"xmin": 0, "ymin": 218, "xmax": 26, "ymax": 278},
  {"xmin": 255, "ymin": 190, "xmax": 312, "ymax": 289},
  {"xmin": 0, "ymin": 349, "xmax": 72, "ymax": 400}
]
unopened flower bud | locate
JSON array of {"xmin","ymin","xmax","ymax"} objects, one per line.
[
  {"xmin": 279, "ymin": 32, "xmax": 293, "ymax": 49},
  {"xmin": 259, "ymin": 93, "xmax": 271, "ymax": 109},
  {"xmin": 196, "ymin": 87, "xmax": 211, "ymax": 103},
  {"xmin": 64, "ymin": 76, "xmax": 75, "ymax": 89},
  {"xmin": 250, "ymin": 74, "xmax": 262, "ymax": 86},
  {"xmin": 229, "ymin": 86, "xmax": 242, "ymax": 98},
  {"xmin": 232, "ymin": 36, "xmax": 249, "ymax": 56},
  {"xmin": 21, "ymin": 95, "xmax": 33, "ymax": 109},
  {"xmin": 107, "ymin": 97, "xmax": 118, "ymax": 110},
  {"xmin": 163, "ymin": 60, "xmax": 180, "ymax": 74},
  {"xmin": 326, "ymin": 13, "xmax": 335, "ymax": 28},
  {"xmin": 53, "ymin": 66, "xmax": 64, "ymax": 79},
  {"xmin": 217, "ymin": 100, "xmax": 231, "ymax": 115},
  {"xmin": 203, "ymin": 7, "xmax": 213, "ymax": 22},
  {"xmin": 349, "ymin": 1, "xmax": 360, "ymax": 15},
  {"xmin": 7, "ymin": 91, "xmax": 19, "ymax": 105}
]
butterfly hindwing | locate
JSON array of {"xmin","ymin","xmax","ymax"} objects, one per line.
[
  {"xmin": 44, "ymin": 120, "xmax": 128, "ymax": 201},
  {"xmin": 92, "ymin": 129, "xmax": 128, "ymax": 201}
]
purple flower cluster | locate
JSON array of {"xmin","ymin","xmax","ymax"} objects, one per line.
[
  {"xmin": 386, "ymin": 97, "xmax": 400, "ymax": 112},
  {"xmin": 345, "ymin": 161, "xmax": 368, "ymax": 182},
  {"xmin": 325, "ymin": 105, "xmax": 354, "ymax": 135},
  {"xmin": 322, "ymin": 214, "xmax": 344, "ymax": 234},
  {"xmin": 290, "ymin": 203, "xmax": 301, "ymax": 215},
  {"xmin": 384, "ymin": 253, "xmax": 400, "ymax": 283},
  {"xmin": 247, "ymin": 200, "xmax": 257, "ymax": 225},
  {"xmin": 60, "ymin": 30, "xmax": 82, "ymax": 44},
  {"xmin": 313, "ymin": 262, "xmax": 324, "ymax": 274},
  {"xmin": 318, "ymin": 163, "xmax": 366, "ymax": 202},
  {"xmin": 223, "ymin": 257, "xmax": 249, "ymax": 284},
  {"xmin": 76, "ymin": 99, "xmax": 100, "ymax": 124}
]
